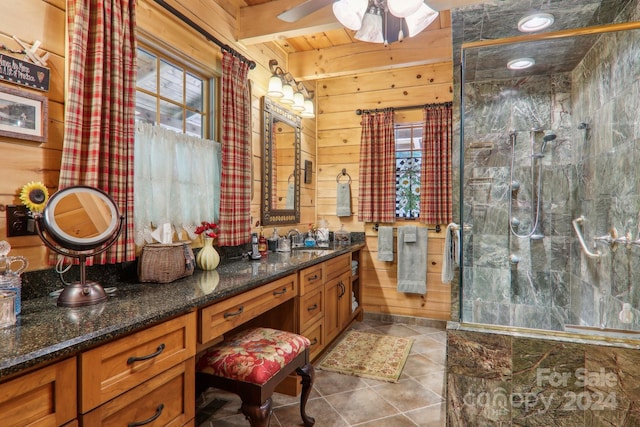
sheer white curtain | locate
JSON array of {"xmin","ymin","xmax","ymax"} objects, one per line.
[{"xmin": 134, "ymin": 122, "xmax": 221, "ymax": 244}]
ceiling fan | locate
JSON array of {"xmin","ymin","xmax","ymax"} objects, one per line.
[{"xmin": 277, "ymin": 0, "xmax": 439, "ymax": 45}]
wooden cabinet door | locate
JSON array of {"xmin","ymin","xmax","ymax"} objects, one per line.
[
  {"xmin": 325, "ymin": 271, "xmax": 350, "ymax": 343},
  {"xmin": 0, "ymin": 357, "xmax": 76, "ymax": 427}
]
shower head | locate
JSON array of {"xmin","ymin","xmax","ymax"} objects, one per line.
[{"xmin": 541, "ymin": 133, "xmax": 557, "ymax": 153}]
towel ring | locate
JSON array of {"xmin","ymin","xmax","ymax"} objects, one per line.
[
  {"xmin": 288, "ymin": 173, "xmax": 295, "ymax": 184},
  {"xmin": 337, "ymin": 168, "xmax": 352, "ymax": 184}
]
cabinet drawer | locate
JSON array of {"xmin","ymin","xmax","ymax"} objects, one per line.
[
  {"xmin": 81, "ymin": 358, "xmax": 195, "ymax": 426},
  {"xmin": 80, "ymin": 312, "xmax": 196, "ymax": 413},
  {"xmin": 299, "ymin": 287, "xmax": 323, "ymax": 331},
  {"xmin": 301, "ymin": 319, "xmax": 325, "ymax": 361},
  {"xmin": 199, "ymin": 274, "xmax": 297, "ymax": 343},
  {"xmin": 299, "ymin": 264, "xmax": 323, "ymax": 295},
  {"xmin": 0, "ymin": 357, "xmax": 76, "ymax": 427},
  {"xmin": 324, "ymin": 253, "xmax": 351, "ymax": 281}
]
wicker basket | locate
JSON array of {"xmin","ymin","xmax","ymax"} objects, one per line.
[{"xmin": 138, "ymin": 242, "xmax": 195, "ymax": 283}]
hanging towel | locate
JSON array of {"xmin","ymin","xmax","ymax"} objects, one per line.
[
  {"xmin": 397, "ymin": 226, "xmax": 428, "ymax": 294},
  {"xmin": 442, "ymin": 223, "xmax": 457, "ymax": 284},
  {"xmin": 336, "ymin": 182, "xmax": 352, "ymax": 217},
  {"xmin": 377, "ymin": 226, "xmax": 394, "ymax": 261},
  {"xmin": 285, "ymin": 183, "xmax": 295, "ymax": 209}
]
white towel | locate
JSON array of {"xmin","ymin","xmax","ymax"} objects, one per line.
[
  {"xmin": 336, "ymin": 183, "xmax": 351, "ymax": 217},
  {"xmin": 285, "ymin": 182, "xmax": 295, "ymax": 209},
  {"xmin": 442, "ymin": 223, "xmax": 458, "ymax": 283},
  {"xmin": 377, "ymin": 226, "xmax": 394, "ymax": 261},
  {"xmin": 397, "ymin": 226, "xmax": 428, "ymax": 294}
]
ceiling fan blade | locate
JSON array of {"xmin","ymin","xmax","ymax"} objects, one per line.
[{"xmin": 277, "ymin": 0, "xmax": 333, "ymax": 23}]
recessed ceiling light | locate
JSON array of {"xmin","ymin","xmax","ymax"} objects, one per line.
[
  {"xmin": 518, "ymin": 13, "xmax": 555, "ymax": 32},
  {"xmin": 507, "ymin": 58, "xmax": 535, "ymax": 70}
]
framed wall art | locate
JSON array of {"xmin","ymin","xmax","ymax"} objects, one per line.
[{"xmin": 0, "ymin": 84, "xmax": 48, "ymax": 143}]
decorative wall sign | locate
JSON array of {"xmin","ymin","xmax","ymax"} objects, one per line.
[
  {"xmin": 0, "ymin": 85, "xmax": 48, "ymax": 143},
  {"xmin": 0, "ymin": 54, "xmax": 50, "ymax": 91}
]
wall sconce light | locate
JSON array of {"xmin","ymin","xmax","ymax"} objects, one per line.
[{"xmin": 268, "ymin": 59, "xmax": 315, "ymax": 118}]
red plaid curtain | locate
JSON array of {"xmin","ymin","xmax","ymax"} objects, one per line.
[
  {"xmin": 60, "ymin": 0, "xmax": 136, "ymax": 264},
  {"xmin": 420, "ymin": 103, "xmax": 453, "ymax": 224},
  {"xmin": 218, "ymin": 52, "xmax": 252, "ymax": 246},
  {"xmin": 357, "ymin": 110, "xmax": 396, "ymax": 223}
]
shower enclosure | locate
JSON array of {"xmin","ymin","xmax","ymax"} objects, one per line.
[{"xmin": 458, "ymin": 8, "xmax": 640, "ymax": 335}]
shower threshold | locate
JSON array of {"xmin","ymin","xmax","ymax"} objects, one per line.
[{"xmin": 565, "ymin": 324, "xmax": 640, "ymax": 338}]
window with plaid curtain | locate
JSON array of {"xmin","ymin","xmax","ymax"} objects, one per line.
[
  {"xmin": 419, "ymin": 103, "xmax": 453, "ymax": 224},
  {"xmin": 60, "ymin": 0, "xmax": 137, "ymax": 264},
  {"xmin": 357, "ymin": 110, "xmax": 396, "ymax": 223},
  {"xmin": 218, "ymin": 52, "xmax": 252, "ymax": 246}
]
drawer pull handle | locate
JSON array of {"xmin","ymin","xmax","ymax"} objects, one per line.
[
  {"xmin": 307, "ymin": 303, "xmax": 318, "ymax": 312},
  {"xmin": 310, "ymin": 338, "xmax": 318, "ymax": 346},
  {"xmin": 308, "ymin": 274, "xmax": 318, "ymax": 281},
  {"xmin": 127, "ymin": 343, "xmax": 165, "ymax": 365},
  {"xmin": 273, "ymin": 288, "xmax": 287, "ymax": 296},
  {"xmin": 128, "ymin": 403, "xmax": 164, "ymax": 427},
  {"xmin": 223, "ymin": 306, "xmax": 244, "ymax": 318}
]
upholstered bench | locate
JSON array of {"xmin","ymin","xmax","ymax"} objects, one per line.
[{"xmin": 195, "ymin": 327, "xmax": 315, "ymax": 427}]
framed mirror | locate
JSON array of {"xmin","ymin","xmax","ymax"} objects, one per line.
[{"xmin": 261, "ymin": 96, "xmax": 301, "ymax": 225}]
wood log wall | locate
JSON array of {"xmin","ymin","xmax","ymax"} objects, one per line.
[{"xmin": 315, "ymin": 62, "xmax": 454, "ymax": 320}]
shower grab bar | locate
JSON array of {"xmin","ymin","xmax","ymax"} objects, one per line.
[{"xmin": 572, "ymin": 216, "xmax": 601, "ymax": 259}]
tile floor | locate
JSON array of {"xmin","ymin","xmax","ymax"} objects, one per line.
[{"xmin": 197, "ymin": 317, "xmax": 447, "ymax": 427}]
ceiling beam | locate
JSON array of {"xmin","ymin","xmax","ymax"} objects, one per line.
[
  {"xmin": 288, "ymin": 27, "xmax": 453, "ymax": 80},
  {"xmin": 238, "ymin": 0, "xmax": 341, "ymax": 45}
]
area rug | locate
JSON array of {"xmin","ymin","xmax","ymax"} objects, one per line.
[{"xmin": 318, "ymin": 330, "xmax": 413, "ymax": 383}]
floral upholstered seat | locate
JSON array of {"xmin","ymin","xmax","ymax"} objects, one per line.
[{"xmin": 196, "ymin": 327, "xmax": 311, "ymax": 385}]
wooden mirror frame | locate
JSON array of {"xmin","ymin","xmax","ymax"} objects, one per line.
[{"xmin": 261, "ymin": 96, "xmax": 301, "ymax": 225}]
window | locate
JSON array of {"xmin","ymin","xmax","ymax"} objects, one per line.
[
  {"xmin": 395, "ymin": 123, "xmax": 423, "ymax": 218},
  {"xmin": 135, "ymin": 46, "xmax": 215, "ymax": 138},
  {"xmin": 133, "ymin": 44, "xmax": 221, "ymax": 238}
]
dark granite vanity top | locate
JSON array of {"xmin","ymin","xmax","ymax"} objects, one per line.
[{"xmin": 0, "ymin": 244, "xmax": 363, "ymax": 380}]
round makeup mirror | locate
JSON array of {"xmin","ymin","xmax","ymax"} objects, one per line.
[{"xmin": 35, "ymin": 186, "xmax": 124, "ymax": 307}]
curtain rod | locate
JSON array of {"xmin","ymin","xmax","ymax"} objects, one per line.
[
  {"xmin": 153, "ymin": 0, "xmax": 256, "ymax": 70},
  {"xmin": 355, "ymin": 101, "xmax": 452, "ymax": 115}
]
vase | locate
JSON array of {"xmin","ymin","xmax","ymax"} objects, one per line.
[{"xmin": 196, "ymin": 237, "xmax": 220, "ymax": 270}]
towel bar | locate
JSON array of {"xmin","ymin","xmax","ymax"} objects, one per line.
[{"xmin": 372, "ymin": 223, "xmax": 441, "ymax": 233}]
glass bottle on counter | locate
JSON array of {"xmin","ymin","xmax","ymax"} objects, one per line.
[
  {"xmin": 258, "ymin": 227, "xmax": 268, "ymax": 257},
  {"xmin": 304, "ymin": 224, "xmax": 316, "ymax": 247}
]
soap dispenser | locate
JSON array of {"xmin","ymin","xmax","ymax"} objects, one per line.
[{"xmin": 304, "ymin": 224, "xmax": 316, "ymax": 247}]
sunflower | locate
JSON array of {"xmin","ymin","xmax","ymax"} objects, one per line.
[{"xmin": 19, "ymin": 181, "xmax": 49, "ymax": 213}]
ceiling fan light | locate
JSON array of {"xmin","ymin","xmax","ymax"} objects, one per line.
[
  {"xmin": 354, "ymin": 7, "xmax": 384, "ymax": 43},
  {"xmin": 333, "ymin": 0, "xmax": 368, "ymax": 31},
  {"xmin": 387, "ymin": 0, "xmax": 423, "ymax": 18},
  {"xmin": 292, "ymin": 92, "xmax": 305, "ymax": 111},
  {"xmin": 301, "ymin": 99, "xmax": 315, "ymax": 118},
  {"xmin": 267, "ymin": 75, "xmax": 283, "ymax": 98},
  {"xmin": 404, "ymin": 4, "xmax": 439, "ymax": 37},
  {"xmin": 280, "ymin": 83, "xmax": 294, "ymax": 104}
]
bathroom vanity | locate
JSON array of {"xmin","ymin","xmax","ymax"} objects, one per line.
[{"xmin": 0, "ymin": 245, "xmax": 363, "ymax": 426}]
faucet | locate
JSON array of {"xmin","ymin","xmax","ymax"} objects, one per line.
[{"xmin": 287, "ymin": 229, "xmax": 301, "ymax": 247}]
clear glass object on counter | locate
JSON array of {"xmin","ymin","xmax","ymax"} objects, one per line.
[
  {"xmin": 0, "ymin": 274, "xmax": 21, "ymax": 315},
  {"xmin": 0, "ymin": 290, "xmax": 16, "ymax": 328},
  {"xmin": 334, "ymin": 224, "xmax": 351, "ymax": 247}
]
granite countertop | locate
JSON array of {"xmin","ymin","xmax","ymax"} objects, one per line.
[{"xmin": 0, "ymin": 244, "xmax": 364, "ymax": 380}]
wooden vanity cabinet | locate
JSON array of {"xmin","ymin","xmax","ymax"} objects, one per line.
[
  {"xmin": 79, "ymin": 311, "xmax": 196, "ymax": 425},
  {"xmin": 0, "ymin": 357, "xmax": 77, "ymax": 427},
  {"xmin": 325, "ymin": 270, "xmax": 352, "ymax": 343}
]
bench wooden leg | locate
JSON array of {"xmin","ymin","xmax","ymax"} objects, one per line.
[
  {"xmin": 296, "ymin": 363, "xmax": 316, "ymax": 427},
  {"xmin": 240, "ymin": 397, "xmax": 272, "ymax": 427}
]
